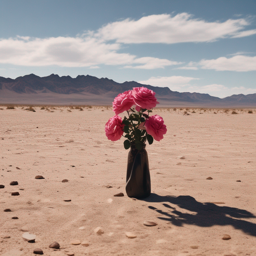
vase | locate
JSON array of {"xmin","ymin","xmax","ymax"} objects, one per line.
[{"xmin": 125, "ymin": 143, "xmax": 151, "ymax": 199}]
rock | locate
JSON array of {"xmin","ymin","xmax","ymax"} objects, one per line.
[
  {"xmin": 78, "ymin": 226, "xmax": 85, "ymax": 230},
  {"xmin": 4, "ymin": 209, "xmax": 12, "ymax": 212},
  {"xmin": 179, "ymin": 156, "xmax": 185, "ymax": 159},
  {"xmin": 66, "ymin": 253, "xmax": 75, "ymax": 256},
  {"xmin": 62, "ymin": 179, "xmax": 69, "ymax": 183},
  {"xmin": 33, "ymin": 248, "xmax": 43, "ymax": 255},
  {"xmin": 22, "ymin": 232, "xmax": 36, "ymax": 242},
  {"xmin": 190, "ymin": 246, "xmax": 199, "ymax": 249},
  {"xmin": 236, "ymin": 180, "xmax": 241, "ymax": 182},
  {"xmin": 222, "ymin": 234, "xmax": 231, "ymax": 240},
  {"xmin": 10, "ymin": 181, "xmax": 18, "ymax": 186},
  {"xmin": 11, "ymin": 192, "xmax": 20, "ymax": 196},
  {"xmin": 106, "ymin": 185, "xmax": 112, "ymax": 188},
  {"xmin": 81, "ymin": 241, "xmax": 90, "ymax": 247},
  {"xmin": 20, "ymin": 226, "xmax": 29, "ymax": 232},
  {"xmin": 0, "ymin": 185, "xmax": 5, "ymax": 189},
  {"xmin": 206, "ymin": 177, "xmax": 213, "ymax": 180},
  {"xmin": 49, "ymin": 241, "xmax": 60, "ymax": 249},
  {"xmin": 35, "ymin": 175, "xmax": 45, "ymax": 179},
  {"xmin": 125, "ymin": 232, "xmax": 137, "ymax": 239},
  {"xmin": 70, "ymin": 239, "xmax": 81, "ymax": 245},
  {"xmin": 143, "ymin": 221, "xmax": 157, "ymax": 227},
  {"xmin": 12, "ymin": 217, "xmax": 19, "ymax": 219},
  {"xmin": 64, "ymin": 199, "xmax": 71, "ymax": 202},
  {"xmin": 114, "ymin": 192, "xmax": 124, "ymax": 197},
  {"xmin": 2, "ymin": 236, "xmax": 11, "ymax": 239},
  {"xmin": 16, "ymin": 167, "xmax": 21, "ymax": 169},
  {"xmin": 94, "ymin": 227, "xmax": 104, "ymax": 235}
]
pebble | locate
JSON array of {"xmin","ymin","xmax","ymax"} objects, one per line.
[
  {"xmin": 206, "ymin": 177, "xmax": 213, "ymax": 180},
  {"xmin": 20, "ymin": 226, "xmax": 29, "ymax": 232},
  {"xmin": 11, "ymin": 192, "xmax": 20, "ymax": 196},
  {"xmin": 64, "ymin": 199, "xmax": 72, "ymax": 202},
  {"xmin": 143, "ymin": 221, "xmax": 157, "ymax": 227},
  {"xmin": 81, "ymin": 241, "xmax": 90, "ymax": 247},
  {"xmin": 179, "ymin": 156, "xmax": 186, "ymax": 159},
  {"xmin": 70, "ymin": 239, "xmax": 81, "ymax": 245},
  {"xmin": 35, "ymin": 175, "xmax": 45, "ymax": 179},
  {"xmin": 94, "ymin": 227, "xmax": 104, "ymax": 235},
  {"xmin": 3, "ymin": 236, "xmax": 11, "ymax": 239},
  {"xmin": 106, "ymin": 185, "xmax": 112, "ymax": 188},
  {"xmin": 12, "ymin": 217, "xmax": 19, "ymax": 219},
  {"xmin": 49, "ymin": 241, "xmax": 60, "ymax": 249},
  {"xmin": 0, "ymin": 185, "xmax": 5, "ymax": 189},
  {"xmin": 62, "ymin": 179, "xmax": 69, "ymax": 183},
  {"xmin": 222, "ymin": 234, "xmax": 231, "ymax": 240},
  {"xmin": 190, "ymin": 246, "xmax": 199, "ymax": 249},
  {"xmin": 114, "ymin": 192, "xmax": 124, "ymax": 197},
  {"xmin": 22, "ymin": 232, "xmax": 36, "ymax": 242},
  {"xmin": 66, "ymin": 253, "xmax": 75, "ymax": 256},
  {"xmin": 78, "ymin": 226, "xmax": 85, "ymax": 230},
  {"xmin": 236, "ymin": 180, "xmax": 241, "ymax": 182},
  {"xmin": 10, "ymin": 181, "xmax": 19, "ymax": 186},
  {"xmin": 16, "ymin": 167, "xmax": 21, "ymax": 169},
  {"xmin": 4, "ymin": 209, "xmax": 12, "ymax": 212},
  {"xmin": 33, "ymin": 248, "xmax": 43, "ymax": 255},
  {"xmin": 125, "ymin": 232, "xmax": 137, "ymax": 239}
]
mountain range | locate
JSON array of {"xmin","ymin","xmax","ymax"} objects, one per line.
[{"xmin": 0, "ymin": 74, "xmax": 255, "ymax": 107}]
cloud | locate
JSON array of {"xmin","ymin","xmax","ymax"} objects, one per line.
[
  {"xmin": 0, "ymin": 36, "xmax": 176, "ymax": 69},
  {"xmin": 96, "ymin": 13, "xmax": 255, "ymax": 44},
  {"xmin": 199, "ymin": 55, "xmax": 256, "ymax": 72}
]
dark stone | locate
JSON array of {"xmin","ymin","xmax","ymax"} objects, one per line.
[
  {"xmin": 12, "ymin": 216, "xmax": 19, "ymax": 219},
  {"xmin": 114, "ymin": 193, "xmax": 124, "ymax": 197},
  {"xmin": 11, "ymin": 192, "xmax": 20, "ymax": 196},
  {"xmin": 49, "ymin": 241, "xmax": 60, "ymax": 249},
  {"xmin": 62, "ymin": 179, "xmax": 69, "ymax": 183},
  {"xmin": 4, "ymin": 209, "xmax": 12, "ymax": 212},
  {"xmin": 10, "ymin": 181, "xmax": 18, "ymax": 185},
  {"xmin": 0, "ymin": 185, "xmax": 5, "ymax": 189},
  {"xmin": 35, "ymin": 175, "xmax": 45, "ymax": 179},
  {"xmin": 33, "ymin": 248, "xmax": 44, "ymax": 254},
  {"xmin": 64, "ymin": 199, "xmax": 71, "ymax": 202}
]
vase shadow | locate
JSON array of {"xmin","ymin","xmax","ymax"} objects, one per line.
[{"xmin": 140, "ymin": 193, "xmax": 256, "ymax": 237}]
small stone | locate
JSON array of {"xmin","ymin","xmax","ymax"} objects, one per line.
[
  {"xmin": 66, "ymin": 253, "xmax": 75, "ymax": 256},
  {"xmin": 20, "ymin": 226, "xmax": 29, "ymax": 232},
  {"xmin": 4, "ymin": 209, "xmax": 12, "ymax": 212},
  {"xmin": 70, "ymin": 239, "xmax": 81, "ymax": 245},
  {"xmin": 11, "ymin": 192, "xmax": 20, "ymax": 196},
  {"xmin": 222, "ymin": 234, "xmax": 231, "ymax": 240},
  {"xmin": 71, "ymin": 165, "xmax": 75, "ymax": 167},
  {"xmin": 114, "ymin": 192, "xmax": 124, "ymax": 197},
  {"xmin": 62, "ymin": 179, "xmax": 69, "ymax": 183},
  {"xmin": 49, "ymin": 241, "xmax": 60, "ymax": 249},
  {"xmin": 12, "ymin": 217, "xmax": 19, "ymax": 219},
  {"xmin": 143, "ymin": 221, "xmax": 157, "ymax": 227},
  {"xmin": 94, "ymin": 227, "xmax": 104, "ymax": 235},
  {"xmin": 125, "ymin": 232, "xmax": 137, "ymax": 239},
  {"xmin": 10, "ymin": 181, "xmax": 18, "ymax": 185},
  {"xmin": 206, "ymin": 177, "xmax": 213, "ymax": 180},
  {"xmin": 35, "ymin": 175, "xmax": 45, "ymax": 179},
  {"xmin": 16, "ymin": 167, "xmax": 21, "ymax": 169},
  {"xmin": 22, "ymin": 232, "xmax": 36, "ymax": 242},
  {"xmin": 0, "ymin": 185, "xmax": 5, "ymax": 189},
  {"xmin": 106, "ymin": 185, "xmax": 112, "ymax": 188},
  {"xmin": 179, "ymin": 156, "xmax": 185, "ymax": 159},
  {"xmin": 81, "ymin": 241, "xmax": 90, "ymax": 247},
  {"xmin": 3, "ymin": 236, "xmax": 11, "ymax": 239},
  {"xmin": 190, "ymin": 246, "xmax": 199, "ymax": 249},
  {"xmin": 33, "ymin": 248, "xmax": 43, "ymax": 255},
  {"xmin": 64, "ymin": 199, "xmax": 71, "ymax": 202},
  {"xmin": 78, "ymin": 226, "xmax": 85, "ymax": 230},
  {"xmin": 236, "ymin": 180, "xmax": 241, "ymax": 182}
]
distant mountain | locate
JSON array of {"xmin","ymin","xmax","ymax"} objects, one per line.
[{"xmin": 0, "ymin": 74, "xmax": 255, "ymax": 107}]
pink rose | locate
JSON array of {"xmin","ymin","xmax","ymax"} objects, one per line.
[
  {"xmin": 132, "ymin": 87, "xmax": 159, "ymax": 110},
  {"xmin": 113, "ymin": 90, "xmax": 134, "ymax": 115},
  {"xmin": 144, "ymin": 115, "xmax": 167, "ymax": 141},
  {"xmin": 105, "ymin": 115, "xmax": 124, "ymax": 141}
]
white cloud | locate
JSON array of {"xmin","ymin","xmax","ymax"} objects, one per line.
[
  {"xmin": 96, "ymin": 13, "xmax": 254, "ymax": 44},
  {"xmin": 0, "ymin": 36, "xmax": 176, "ymax": 69},
  {"xmin": 199, "ymin": 55, "xmax": 256, "ymax": 72}
]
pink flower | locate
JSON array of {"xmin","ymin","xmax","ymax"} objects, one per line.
[
  {"xmin": 144, "ymin": 115, "xmax": 167, "ymax": 141},
  {"xmin": 132, "ymin": 87, "xmax": 159, "ymax": 110},
  {"xmin": 113, "ymin": 90, "xmax": 134, "ymax": 115},
  {"xmin": 105, "ymin": 115, "xmax": 124, "ymax": 141}
]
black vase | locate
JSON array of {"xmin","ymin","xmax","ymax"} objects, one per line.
[{"xmin": 125, "ymin": 144, "xmax": 151, "ymax": 199}]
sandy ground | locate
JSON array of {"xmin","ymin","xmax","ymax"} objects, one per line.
[{"xmin": 0, "ymin": 106, "xmax": 256, "ymax": 256}]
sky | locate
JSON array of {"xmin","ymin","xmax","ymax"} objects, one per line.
[{"xmin": 0, "ymin": 0, "xmax": 256, "ymax": 98}]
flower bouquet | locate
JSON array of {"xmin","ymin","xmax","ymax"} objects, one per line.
[{"xmin": 105, "ymin": 87, "xmax": 167, "ymax": 198}]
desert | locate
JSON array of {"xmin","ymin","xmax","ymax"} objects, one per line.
[{"xmin": 0, "ymin": 105, "xmax": 256, "ymax": 256}]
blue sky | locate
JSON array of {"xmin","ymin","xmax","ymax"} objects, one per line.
[{"xmin": 0, "ymin": 0, "xmax": 255, "ymax": 98}]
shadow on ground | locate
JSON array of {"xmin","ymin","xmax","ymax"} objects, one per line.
[{"xmin": 141, "ymin": 193, "xmax": 256, "ymax": 236}]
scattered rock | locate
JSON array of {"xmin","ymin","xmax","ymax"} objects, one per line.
[
  {"xmin": 0, "ymin": 185, "xmax": 5, "ymax": 189},
  {"xmin": 71, "ymin": 165, "xmax": 75, "ymax": 167},
  {"xmin": 35, "ymin": 175, "xmax": 45, "ymax": 179},
  {"xmin": 64, "ymin": 199, "xmax": 71, "ymax": 202},
  {"xmin": 190, "ymin": 246, "xmax": 199, "ymax": 249},
  {"xmin": 10, "ymin": 181, "xmax": 18, "ymax": 186},
  {"xmin": 222, "ymin": 234, "xmax": 231, "ymax": 240},
  {"xmin": 62, "ymin": 179, "xmax": 69, "ymax": 183},
  {"xmin": 66, "ymin": 253, "xmax": 75, "ymax": 256},
  {"xmin": 22, "ymin": 232, "xmax": 36, "ymax": 242},
  {"xmin": 70, "ymin": 239, "xmax": 81, "ymax": 245},
  {"xmin": 16, "ymin": 167, "xmax": 21, "ymax": 170},
  {"xmin": 81, "ymin": 241, "xmax": 90, "ymax": 247},
  {"xmin": 114, "ymin": 192, "xmax": 124, "ymax": 197},
  {"xmin": 236, "ymin": 180, "xmax": 241, "ymax": 182},
  {"xmin": 106, "ymin": 185, "xmax": 112, "ymax": 188},
  {"xmin": 11, "ymin": 192, "xmax": 20, "ymax": 196},
  {"xmin": 3, "ymin": 236, "xmax": 11, "ymax": 239},
  {"xmin": 125, "ymin": 232, "xmax": 137, "ymax": 239},
  {"xmin": 49, "ymin": 241, "xmax": 60, "ymax": 249},
  {"xmin": 20, "ymin": 226, "xmax": 29, "ymax": 232},
  {"xmin": 206, "ymin": 177, "xmax": 213, "ymax": 180},
  {"xmin": 12, "ymin": 217, "xmax": 19, "ymax": 219},
  {"xmin": 4, "ymin": 209, "xmax": 12, "ymax": 212},
  {"xmin": 33, "ymin": 248, "xmax": 43, "ymax": 255},
  {"xmin": 143, "ymin": 221, "xmax": 157, "ymax": 227},
  {"xmin": 94, "ymin": 227, "xmax": 104, "ymax": 235},
  {"xmin": 179, "ymin": 156, "xmax": 185, "ymax": 159}
]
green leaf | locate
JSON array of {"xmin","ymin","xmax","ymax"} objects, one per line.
[
  {"xmin": 141, "ymin": 108, "xmax": 147, "ymax": 112},
  {"xmin": 122, "ymin": 120, "xmax": 130, "ymax": 125},
  {"xmin": 135, "ymin": 141, "xmax": 143, "ymax": 150},
  {"xmin": 124, "ymin": 140, "xmax": 131, "ymax": 150},
  {"xmin": 147, "ymin": 134, "xmax": 154, "ymax": 145},
  {"xmin": 124, "ymin": 125, "xmax": 129, "ymax": 133}
]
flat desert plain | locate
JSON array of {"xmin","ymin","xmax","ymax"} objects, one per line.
[{"xmin": 1, "ymin": 106, "xmax": 256, "ymax": 256}]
